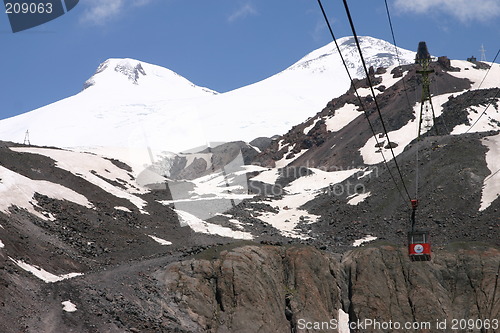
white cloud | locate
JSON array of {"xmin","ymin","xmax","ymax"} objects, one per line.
[
  {"xmin": 228, "ymin": 3, "xmax": 258, "ymax": 23},
  {"xmin": 394, "ymin": 0, "xmax": 500, "ymax": 22},
  {"xmin": 80, "ymin": 0, "xmax": 154, "ymax": 25},
  {"xmin": 312, "ymin": 19, "xmax": 327, "ymax": 42}
]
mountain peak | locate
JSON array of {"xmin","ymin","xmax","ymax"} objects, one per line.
[
  {"xmin": 83, "ymin": 58, "xmax": 148, "ymax": 89},
  {"xmin": 289, "ymin": 36, "xmax": 415, "ymax": 78},
  {"xmin": 111, "ymin": 59, "xmax": 147, "ymax": 84},
  {"xmin": 81, "ymin": 58, "xmax": 217, "ymax": 97}
]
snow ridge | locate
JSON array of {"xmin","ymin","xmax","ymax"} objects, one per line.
[{"xmin": 0, "ymin": 36, "xmax": 415, "ymax": 162}]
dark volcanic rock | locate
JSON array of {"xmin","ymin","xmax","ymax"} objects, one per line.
[{"xmin": 249, "ymin": 137, "xmax": 274, "ymax": 152}]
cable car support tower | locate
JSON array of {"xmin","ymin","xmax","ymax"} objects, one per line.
[{"xmin": 416, "ymin": 42, "xmax": 438, "ymax": 139}]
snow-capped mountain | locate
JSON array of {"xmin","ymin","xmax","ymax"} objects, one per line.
[
  {"xmin": 0, "ymin": 37, "xmax": 414, "ymax": 166},
  {"xmin": 0, "ymin": 38, "xmax": 499, "ymax": 333},
  {"xmin": 82, "ymin": 58, "xmax": 218, "ymax": 98}
]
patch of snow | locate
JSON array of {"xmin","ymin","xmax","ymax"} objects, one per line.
[
  {"xmin": 257, "ymin": 168, "xmax": 361, "ymax": 238},
  {"xmin": 0, "ymin": 165, "xmax": 93, "ymax": 219},
  {"xmin": 479, "ymin": 134, "xmax": 500, "ymax": 211},
  {"xmin": 10, "ymin": 148, "xmax": 148, "ymax": 213},
  {"xmin": 448, "ymin": 61, "xmax": 500, "ymax": 134},
  {"xmin": 277, "ymin": 139, "xmax": 288, "ymax": 151},
  {"xmin": 9, "ymin": 257, "xmax": 83, "ymax": 283},
  {"xmin": 248, "ymin": 144, "xmax": 261, "ymax": 153},
  {"xmin": 352, "ymin": 235, "xmax": 377, "ymax": 247},
  {"xmin": 62, "ymin": 300, "xmax": 77, "ymax": 313},
  {"xmin": 257, "ymin": 193, "xmax": 319, "ymax": 238},
  {"xmin": 148, "ymin": 235, "xmax": 172, "ymax": 245},
  {"xmin": 250, "ymin": 169, "xmax": 280, "ymax": 185},
  {"xmin": 355, "ymin": 87, "xmax": 372, "ymax": 97},
  {"xmin": 449, "ymin": 60, "xmax": 500, "ymax": 90},
  {"xmin": 0, "ymin": 240, "xmax": 4, "ymax": 248},
  {"xmin": 286, "ymin": 168, "xmax": 362, "ymax": 193},
  {"xmin": 275, "ymin": 148, "xmax": 308, "ymax": 169},
  {"xmin": 228, "ymin": 219, "xmax": 246, "ymax": 230},
  {"xmin": 43, "ymin": 211, "xmax": 57, "ymax": 221},
  {"xmin": 232, "ymin": 165, "xmax": 267, "ymax": 176},
  {"xmin": 325, "ymin": 103, "xmax": 362, "ymax": 132},
  {"xmin": 215, "ymin": 213, "xmax": 232, "ymax": 218},
  {"xmin": 177, "ymin": 172, "xmax": 251, "ymax": 201},
  {"xmin": 176, "ymin": 153, "xmax": 251, "ymax": 205},
  {"xmin": 347, "ymin": 192, "xmax": 371, "ymax": 205},
  {"xmin": 338, "ymin": 308, "xmax": 350, "ymax": 333},
  {"xmin": 161, "ymin": 196, "xmax": 249, "ymax": 205},
  {"xmin": 303, "ymin": 118, "xmax": 321, "ymax": 135},
  {"xmin": 174, "ymin": 209, "xmax": 253, "ymax": 240},
  {"xmin": 114, "ymin": 206, "xmax": 132, "ymax": 212},
  {"xmin": 183, "ymin": 152, "xmax": 212, "ymax": 170},
  {"xmin": 357, "ymin": 168, "xmax": 375, "ymax": 179},
  {"xmin": 375, "ymin": 66, "xmax": 409, "ymax": 91},
  {"xmin": 451, "ymin": 104, "xmax": 500, "ymax": 134}
]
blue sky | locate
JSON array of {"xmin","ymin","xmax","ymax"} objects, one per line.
[{"xmin": 1, "ymin": 0, "xmax": 500, "ymax": 120}]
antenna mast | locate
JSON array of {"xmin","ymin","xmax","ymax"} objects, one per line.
[
  {"xmin": 23, "ymin": 130, "xmax": 31, "ymax": 146},
  {"xmin": 480, "ymin": 44, "xmax": 487, "ymax": 62}
]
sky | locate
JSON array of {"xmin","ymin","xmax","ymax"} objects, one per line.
[{"xmin": 1, "ymin": 0, "xmax": 500, "ymax": 120}]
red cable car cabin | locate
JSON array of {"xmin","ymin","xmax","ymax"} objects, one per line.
[{"xmin": 408, "ymin": 230, "xmax": 431, "ymax": 261}]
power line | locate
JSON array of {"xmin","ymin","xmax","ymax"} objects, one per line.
[
  {"xmin": 484, "ymin": 167, "xmax": 500, "ymax": 183},
  {"xmin": 384, "ymin": 0, "xmax": 423, "ymax": 200},
  {"xmin": 341, "ymin": 0, "xmax": 412, "ymax": 202},
  {"xmin": 383, "ymin": 0, "xmax": 413, "ymax": 115},
  {"xmin": 315, "ymin": 0, "xmax": 411, "ymax": 209},
  {"xmin": 461, "ymin": 48, "xmax": 500, "ymax": 134},
  {"xmin": 465, "ymin": 87, "xmax": 500, "ymax": 134}
]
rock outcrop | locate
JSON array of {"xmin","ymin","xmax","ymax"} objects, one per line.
[{"xmin": 159, "ymin": 243, "xmax": 499, "ymax": 333}]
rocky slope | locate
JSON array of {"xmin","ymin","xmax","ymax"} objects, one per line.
[{"xmin": 2, "ymin": 242, "xmax": 497, "ymax": 332}]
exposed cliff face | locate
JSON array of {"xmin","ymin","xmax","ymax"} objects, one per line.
[{"xmin": 160, "ymin": 244, "xmax": 499, "ymax": 333}]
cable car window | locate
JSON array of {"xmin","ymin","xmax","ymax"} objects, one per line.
[{"xmin": 412, "ymin": 234, "xmax": 425, "ymax": 243}]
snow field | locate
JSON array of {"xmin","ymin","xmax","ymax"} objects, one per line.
[
  {"xmin": 256, "ymin": 168, "xmax": 361, "ymax": 238},
  {"xmin": 11, "ymin": 147, "xmax": 149, "ymax": 213},
  {"xmin": 448, "ymin": 60, "xmax": 500, "ymax": 90},
  {"xmin": 480, "ymin": 134, "xmax": 500, "ymax": 211},
  {"xmin": 0, "ymin": 165, "xmax": 93, "ymax": 220},
  {"xmin": 324, "ymin": 103, "xmax": 362, "ymax": 132},
  {"xmin": 9, "ymin": 257, "xmax": 83, "ymax": 283},
  {"xmin": 250, "ymin": 169, "xmax": 281, "ymax": 185},
  {"xmin": 174, "ymin": 209, "xmax": 253, "ymax": 240}
]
